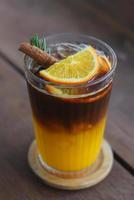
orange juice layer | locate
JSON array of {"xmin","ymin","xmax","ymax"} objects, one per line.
[{"xmin": 33, "ymin": 116, "xmax": 106, "ymax": 171}]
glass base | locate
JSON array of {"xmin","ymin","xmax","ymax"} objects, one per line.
[
  {"xmin": 28, "ymin": 139, "xmax": 113, "ymax": 190},
  {"xmin": 38, "ymin": 153, "xmax": 101, "ymax": 178}
]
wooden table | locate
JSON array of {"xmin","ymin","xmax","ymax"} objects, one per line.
[{"xmin": 0, "ymin": 0, "xmax": 133, "ymax": 199}]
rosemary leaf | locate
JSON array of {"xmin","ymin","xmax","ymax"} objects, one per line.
[
  {"xmin": 42, "ymin": 36, "xmax": 47, "ymax": 51},
  {"xmin": 30, "ymin": 34, "xmax": 47, "ymax": 51}
]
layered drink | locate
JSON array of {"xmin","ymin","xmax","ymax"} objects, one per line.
[{"xmin": 21, "ymin": 34, "xmax": 116, "ymax": 175}]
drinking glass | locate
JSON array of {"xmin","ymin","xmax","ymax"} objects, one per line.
[{"xmin": 24, "ymin": 34, "xmax": 117, "ymax": 177}]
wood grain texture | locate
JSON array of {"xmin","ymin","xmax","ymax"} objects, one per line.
[
  {"xmin": 0, "ymin": 0, "xmax": 133, "ymax": 64},
  {"xmin": 0, "ymin": 0, "xmax": 134, "ymax": 167},
  {"xmin": 0, "ymin": 58, "xmax": 134, "ymax": 199},
  {"xmin": 72, "ymin": 0, "xmax": 134, "ymax": 40},
  {"xmin": 89, "ymin": 0, "xmax": 134, "ymax": 32}
]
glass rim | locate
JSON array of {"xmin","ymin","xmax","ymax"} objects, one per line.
[{"xmin": 24, "ymin": 33, "xmax": 117, "ymax": 88}]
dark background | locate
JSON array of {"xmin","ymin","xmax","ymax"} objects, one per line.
[{"xmin": 0, "ymin": 0, "xmax": 134, "ymax": 199}]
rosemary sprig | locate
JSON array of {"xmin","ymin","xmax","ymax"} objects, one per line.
[
  {"xmin": 30, "ymin": 34, "xmax": 47, "ymax": 51},
  {"xmin": 41, "ymin": 35, "xmax": 47, "ymax": 51}
]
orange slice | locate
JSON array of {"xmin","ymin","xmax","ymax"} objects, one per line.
[
  {"xmin": 39, "ymin": 46, "xmax": 99, "ymax": 85},
  {"xmin": 97, "ymin": 55, "xmax": 111, "ymax": 74}
]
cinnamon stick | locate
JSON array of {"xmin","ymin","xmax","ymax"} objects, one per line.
[{"xmin": 19, "ymin": 42, "xmax": 57, "ymax": 66}]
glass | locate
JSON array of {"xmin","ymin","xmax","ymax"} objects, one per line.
[{"xmin": 24, "ymin": 34, "xmax": 117, "ymax": 176}]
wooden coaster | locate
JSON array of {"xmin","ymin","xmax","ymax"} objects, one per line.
[{"xmin": 28, "ymin": 140, "xmax": 113, "ymax": 190}]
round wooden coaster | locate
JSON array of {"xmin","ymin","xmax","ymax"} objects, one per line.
[{"xmin": 28, "ymin": 140, "xmax": 113, "ymax": 190}]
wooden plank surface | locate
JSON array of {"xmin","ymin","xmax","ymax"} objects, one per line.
[
  {"xmin": 0, "ymin": 0, "xmax": 133, "ymax": 64},
  {"xmin": 0, "ymin": 58, "xmax": 134, "ymax": 200},
  {"xmin": 89, "ymin": 0, "xmax": 134, "ymax": 32},
  {"xmin": 0, "ymin": 0, "xmax": 134, "ymax": 167}
]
